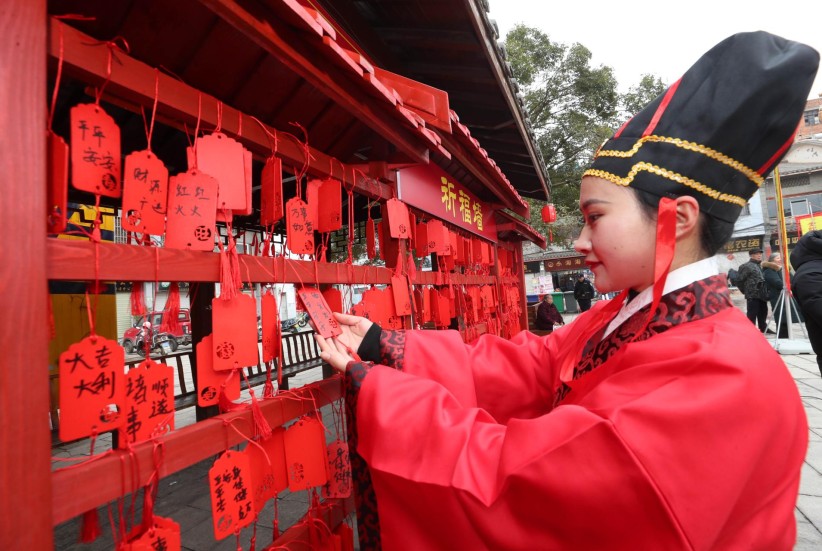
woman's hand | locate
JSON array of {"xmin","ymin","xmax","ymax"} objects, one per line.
[
  {"xmin": 315, "ymin": 334, "xmax": 356, "ymax": 373},
  {"xmin": 329, "ymin": 312, "xmax": 373, "ymax": 353}
]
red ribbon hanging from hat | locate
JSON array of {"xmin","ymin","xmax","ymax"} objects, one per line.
[{"xmin": 557, "ymin": 198, "xmax": 677, "ymax": 383}]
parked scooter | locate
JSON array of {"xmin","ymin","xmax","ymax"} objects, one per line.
[
  {"xmin": 280, "ymin": 311, "xmax": 309, "ymax": 334},
  {"xmin": 135, "ymin": 322, "xmax": 176, "ymax": 357}
]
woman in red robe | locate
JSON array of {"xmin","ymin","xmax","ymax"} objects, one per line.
[{"xmin": 317, "ymin": 32, "xmax": 818, "ymax": 550}]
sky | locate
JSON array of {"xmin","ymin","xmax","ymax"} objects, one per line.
[{"xmin": 489, "ymin": 0, "xmax": 822, "ymax": 100}]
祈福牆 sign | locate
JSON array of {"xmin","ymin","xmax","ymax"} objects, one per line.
[{"xmin": 397, "ymin": 165, "xmax": 497, "ymax": 242}]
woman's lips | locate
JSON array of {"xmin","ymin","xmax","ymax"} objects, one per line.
[{"xmin": 585, "ymin": 261, "xmax": 600, "ymax": 270}]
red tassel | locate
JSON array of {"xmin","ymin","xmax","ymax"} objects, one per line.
[
  {"xmin": 219, "ymin": 236, "xmax": 241, "ymax": 301},
  {"xmin": 79, "ymin": 508, "xmax": 102, "ymax": 543},
  {"xmin": 406, "ymin": 252, "xmax": 417, "ymax": 281},
  {"xmin": 247, "ymin": 386, "xmax": 272, "ymax": 440},
  {"xmin": 163, "ymin": 282, "xmax": 180, "ymax": 333},
  {"xmin": 130, "ymin": 282, "xmax": 147, "ymax": 317}
]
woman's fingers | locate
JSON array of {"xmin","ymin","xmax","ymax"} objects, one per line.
[{"xmin": 333, "ymin": 312, "xmax": 362, "ymax": 326}]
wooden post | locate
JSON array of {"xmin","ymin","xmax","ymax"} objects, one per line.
[{"xmin": 0, "ymin": 0, "xmax": 52, "ymax": 548}]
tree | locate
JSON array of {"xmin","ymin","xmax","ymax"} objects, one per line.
[
  {"xmin": 620, "ymin": 74, "xmax": 668, "ymax": 121},
  {"xmin": 504, "ymin": 26, "xmax": 666, "ymax": 249}
]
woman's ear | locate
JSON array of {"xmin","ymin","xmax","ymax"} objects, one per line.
[{"xmin": 674, "ymin": 195, "xmax": 701, "ymax": 239}]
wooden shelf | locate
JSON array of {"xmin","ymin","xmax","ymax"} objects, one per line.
[
  {"xmin": 52, "ymin": 376, "xmax": 342, "ymax": 525},
  {"xmin": 47, "ymin": 239, "xmax": 500, "ymax": 286}
]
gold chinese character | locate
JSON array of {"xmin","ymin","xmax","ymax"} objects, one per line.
[
  {"xmin": 458, "ymin": 190, "xmax": 472, "ymax": 224},
  {"xmin": 440, "ymin": 177, "xmax": 457, "ymax": 218},
  {"xmin": 472, "ymin": 201, "xmax": 483, "ymax": 230}
]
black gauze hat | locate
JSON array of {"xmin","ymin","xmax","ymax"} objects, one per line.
[{"xmin": 585, "ymin": 31, "xmax": 819, "ymax": 223}]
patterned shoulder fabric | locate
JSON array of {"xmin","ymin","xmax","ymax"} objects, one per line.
[
  {"xmin": 344, "ymin": 361, "xmax": 383, "ymax": 550},
  {"xmin": 554, "ymin": 275, "xmax": 731, "ymax": 406},
  {"xmin": 379, "ymin": 330, "xmax": 407, "ymax": 371}
]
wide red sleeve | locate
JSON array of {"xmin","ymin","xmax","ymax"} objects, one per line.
[
  {"xmin": 394, "ymin": 325, "xmax": 574, "ymax": 422},
  {"xmin": 355, "ymin": 366, "xmax": 688, "ymax": 550}
]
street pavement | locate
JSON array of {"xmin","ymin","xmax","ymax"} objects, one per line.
[{"xmin": 53, "ymin": 296, "xmax": 822, "ymax": 549}]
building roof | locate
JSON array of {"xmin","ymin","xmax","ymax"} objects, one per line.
[{"xmin": 312, "ymin": 0, "xmax": 551, "ymax": 201}]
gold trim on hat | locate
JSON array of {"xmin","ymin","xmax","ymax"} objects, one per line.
[
  {"xmin": 594, "ymin": 135, "xmax": 765, "ymax": 187},
  {"xmin": 583, "ymin": 163, "xmax": 748, "ymax": 207}
]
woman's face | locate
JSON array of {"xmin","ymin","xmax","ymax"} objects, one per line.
[{"xmin": 574, "ymin": 177, "xmax": 658, "ymax": 293}]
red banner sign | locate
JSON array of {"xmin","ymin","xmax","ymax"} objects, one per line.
[{"xmin": 398, "ymin": 164, "xmax": 497, "ymax": 242}]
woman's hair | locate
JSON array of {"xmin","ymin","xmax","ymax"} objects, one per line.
[{"xmin": 632, "ymin": 188, "xmax": 735, "ymax": 256}]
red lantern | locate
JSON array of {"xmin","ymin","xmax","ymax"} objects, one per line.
[{"xmin": 541, "ymin": 204, "xmax": 557, "ymax": 223}]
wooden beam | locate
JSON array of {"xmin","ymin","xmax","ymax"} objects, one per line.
[
  {"xmin": 49, "ymin": 18, "xmax": 393, "ymax": 202},
  {"xmin": 194, "ymin": 0, "xmax": 431, "ymax": 165},
  {"xmin": 46, "ymin": 240, "xmax": 498, "ymax": 286},
  {"xmin": 52, "ymin": 377, "xmax": 342, "ymax": 525},
  {"xmin": 0, "ymin": 1, "xmax": 52, "ymax": 549}
]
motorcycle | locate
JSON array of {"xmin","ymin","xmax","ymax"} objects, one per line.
[
  {"xmin": 135, "ymin": 323, "xmax": 176, "ymax": 357},
  {"xmin": 280, "ymin": 311, "xmax": 309, "ymax": 334}
]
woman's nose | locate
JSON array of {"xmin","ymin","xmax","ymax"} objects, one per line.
[{"xmin": 574, "ymin": 227, "xmax": 591, "ymax": 254}]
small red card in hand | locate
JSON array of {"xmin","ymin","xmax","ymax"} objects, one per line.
[{"xmin": 297, "ymin": 287, "xmax": 341, "ymax": 339}]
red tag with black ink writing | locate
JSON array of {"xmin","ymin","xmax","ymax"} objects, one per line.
[
  {"xmin": 286, "ymin": 197, "xmax": 314, "ymax": 255},
  {"xmin": 122, "ymin": 150, "xmax": 169, "ymax": 235},
  {"xmin": 317, "ymin": 179, "xmax": 342, "ymax": 233},
  {"xmin": 297, "ymin": 287, "xmax": 341, "ymax": 339},
  {"xmin": 260, "ymin": 156, "xmax": 283, "ymax": 226},
  {"xmin": 58, "ymin": 335, "xmax": 125, "ymax": 442},
  {"xmin": 209, "ymin": 450, "xmax": 255, "ymax": 540},
  {"xmin": 322, "ymin": 440, "xmax": 352, "ymax": 499},
  {"xmin": 261, "ymin": 291, "xmax": 281, "ymax": 363},
  {"xmin": 385, "ymin": 198, "xmax": 411, "ymax": 239},
  {"xmin": 284, "ymin": 416, "xmax": 329, "ymax": 491},
  {"xmin": 195, "ymin": 132, "xmax": 247, "ymax": 212},
  {"xmin": 391, "ymin": 275, "xmax": 412, "ymax": 316},
  {"xmin": 47, "ymin": 130, "xmax": 69, "ymax": 233},
  {"xmin": 70, "ymin": 103, "xmax": 121, "ymax": 197},
  {"xmin": 246, "ymin": 427, "xmax": 288, "ymax": 513},
  {"xmin": 212, "ymin": 294, "xmax": 259, "ymax": 371},
  {"xmin": 121, "ymin": 360, "xmax": 175, "ymax": 445},
  {"xmin": 165, "ymin": 170, "xmax": 218, "ymax": 251},
  {"xmin": 129, "ymin": 516, "xmax": 181, "ymax": 551},
  {"xmin": 196, "ymin": 334, "xmax": 240, "ymax": 407}
]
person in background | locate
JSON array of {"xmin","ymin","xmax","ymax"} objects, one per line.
[
  {"xmin": 573, "ymin": 273, "xmax": 595, "ymax": 312},
  {"xmin": 737, "ymin": 248, "xmax": 771, "ymax": 333},
  {"xmin": 790, "ymin": 230, "xmax": 822, "ymax": 376},
  {"xmin": 535, "ymin": 294, "xmax": 564, "ymax": 332},
  {"xmin": 763, "ymin": 252, "xmax": 788, "ymax": 337},
  {"xmin": 316, "ymin": 32, "xmax": 817, "ymax": 550}
]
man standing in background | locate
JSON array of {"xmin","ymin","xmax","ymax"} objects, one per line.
[
  {"xmin": 737, "ymin": 248, "xmax": 770, "ymax": 333},
  {"xmin": 573, "ymin": 273, "xmax": 595, "ymax": 312}
]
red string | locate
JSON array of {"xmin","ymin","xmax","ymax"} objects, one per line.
[
  {"xmin": 48, "ymin": 26, "xmax": 65, "ymax": 131},
  {"xmin": 140, "ymin": 69, "xmax": 160, "ymax": 151},
  {"xmin": 86, "ymin": 37, "xmax": 129, "ymax": 105},
  {"xmin": 215, "ymin": 101, "xmax": 223, "ymax": 133}
]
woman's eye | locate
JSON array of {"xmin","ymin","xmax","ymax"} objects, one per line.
[{"xmin": 586, "ymin": 213, "xmax": 601, "ymax": 224}]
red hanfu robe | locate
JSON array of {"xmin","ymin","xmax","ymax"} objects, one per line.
[{"xmin": 345, "ymin": 275, "xmax": 807, "ymax": 550}]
